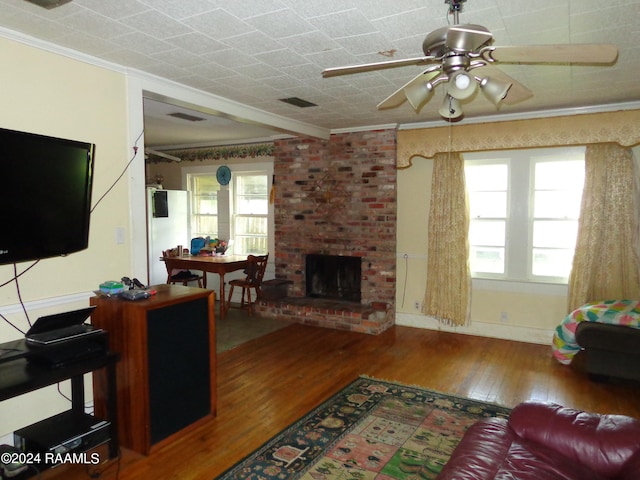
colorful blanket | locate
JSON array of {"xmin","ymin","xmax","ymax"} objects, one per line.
[{"xmin": 552, "ymin": 300, "xmax": 640, "ymax": 365}]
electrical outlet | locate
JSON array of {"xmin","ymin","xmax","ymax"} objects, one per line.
[
  {"xmin": 500, "ymin": 311, "xmax": 508, "ymax": 323},
  {"xmin": 414, "ymin": 301, "xmax": 421, "ymax": 311}
]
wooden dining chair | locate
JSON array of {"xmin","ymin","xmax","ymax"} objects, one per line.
[
  {"xmin": 162, "ymin": 250, "xmax": 204, "ymax": 288},
  {"xmin": 226, "ymin": 254, "xmax": 269, "ymax": 315}
]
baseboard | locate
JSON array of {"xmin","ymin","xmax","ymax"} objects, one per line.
[
  {"xmin": 0, "ymin": 291, "xmax": 94, "ymax": 316},
  {"xmin": 395, "ymin": 312, "xmax": 554, "ymax": 345}
]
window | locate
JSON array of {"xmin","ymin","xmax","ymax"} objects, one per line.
[
  {"xmin": 190, "ymin": 175, "xmax": 220, "ymax": 238},
  {"xmin": 530, "ymin": 159, "xmax": 585, "ymax": 279},
  {"xmin": 465, "ymin": 162, "xmax": 508, "ymax": 275},
  {"xmin": 233, "ymin": 172, "xmax": 268, "ymax": 255},
  {"xmin": 464, "ymin": 147, "xmax": 585, "ymax": 284},
  {"xmin": 186, "ymin": 166, "xmax": 270, "ymax": 256}
]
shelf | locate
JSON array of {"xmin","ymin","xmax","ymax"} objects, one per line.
[
  {"xmin": 0, "ymin": 346, "xmax": 118, "ymax": 402},
  {"xmin": 0, "ymin": 338, "xmax": 119, "ymax": 465}
]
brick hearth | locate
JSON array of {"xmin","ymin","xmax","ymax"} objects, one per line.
[
  {"xmin": 255, "ymin": 129, "xmax": 397, "ymax": 335},
  {"xmin": 255, "ymin": 297, "xmax": 392, "ymax": 335}
]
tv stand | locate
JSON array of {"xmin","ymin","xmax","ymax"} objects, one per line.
[{"xmin": 0, "ymin": 339, "xmax": 119, "ymax": 472}]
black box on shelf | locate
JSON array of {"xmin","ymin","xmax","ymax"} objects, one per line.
[{"xmin": 14, "ymin": 410, "xmax": 110, "ymax": 468}]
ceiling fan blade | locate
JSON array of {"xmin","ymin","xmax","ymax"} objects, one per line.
[
  {"xmin": 322, "ymin": 56, "xmax": 436, "ymax": 78},
  {"xmin": 376, "ymin": 90, "xmax": 407, "ymax": 110},
  {"xmin": 489, "ymin": 44, "xmax": 618, "ymax": 64},
  {"xmin": 377, "ymin": 67, "xmax": 443, "ymax": 111},
  {"xmin": 472, "ymin": 65, "xmax": 533, "ymax": 105},
  {"xmin": 501, "ymin": 81, "xmax": 534, "ymax": 105},
  {"xmin": 446, "ymin": 24, "xmax": 493, "ymax": 52}
]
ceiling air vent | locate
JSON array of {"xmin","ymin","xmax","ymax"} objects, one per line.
[
  {"xmin": 24, "ymin": 0, "xmax": 72, "ymax": 8},
  {"xmin": 167, "ymin": 112, "xmax": 206, "ymax": 122},
  {"xmin": 279, "ymin": 97, "xmax": 318, "ymax": 108}
]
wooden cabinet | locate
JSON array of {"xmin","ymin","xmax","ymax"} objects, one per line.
[{"xmin": 90, "ymin": 285, "xmax": 215, "ymax": 455}]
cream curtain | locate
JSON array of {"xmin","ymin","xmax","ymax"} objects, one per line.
[
  {"xmin": 423, "ymin": 152, "xmax": 471, "ymax": 326},
  {"xmin": 567, "ymin": 143, "xmax": 640, "ymax": 312}
]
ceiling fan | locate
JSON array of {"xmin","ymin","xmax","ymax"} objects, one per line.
[{"xmin": 322, "ymin": 0, "xmax": 618, "ymax": 121}]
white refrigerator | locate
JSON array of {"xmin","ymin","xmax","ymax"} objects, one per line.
[{"xmin": 146, "ymin": 188, "xmax": 190, "ymax": 285}]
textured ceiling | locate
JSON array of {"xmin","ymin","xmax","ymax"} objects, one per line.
[{"xmin": 2, "ymin": 0, "xmax": 639, "ymax": 147}]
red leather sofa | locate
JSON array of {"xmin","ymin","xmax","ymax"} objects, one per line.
[{"xmin": 436, "ymin": 401, "xmax": 640, "ymax": 480}]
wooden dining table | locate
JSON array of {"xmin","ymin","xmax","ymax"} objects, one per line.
[{"xmin": 162, "ymin": 254, "xmax": 248, "ymax": 319}]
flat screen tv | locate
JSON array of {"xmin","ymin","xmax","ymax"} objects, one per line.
[{"xmin": 0, "ymin": 127, "xmax": 95, "ymax": 265}]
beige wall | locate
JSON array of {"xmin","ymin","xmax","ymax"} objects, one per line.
[
  {"xmin": 396, "ymin": 158, "xmax": 431, "ymax": 314},
  {"xmin": 396, "ymin": 123, "xmax": 639, "ymax": 344},
  {"xmin": 146, "ymin": 160, "xmax": 185, "ymax": 189},
  {"xmin": 0, "ymin": 38, "xmax": 131, "ymax": 436}
]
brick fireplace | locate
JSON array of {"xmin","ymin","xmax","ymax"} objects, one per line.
[{"xmin": 255, "ymin": 129, "xmax": 397, "ymax": 334}]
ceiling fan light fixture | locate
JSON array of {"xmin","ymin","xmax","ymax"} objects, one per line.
[
  {"xmin": 404, "ymin": 81, "xmax": 434, "ymax": 112},
  {"xmin": 478, "ymin": 77, "xmax": 512, "ymax": 105},
  {"xmin": 439, "ymin": 95, "xmax": 463, "ymax": 119},
  {"xmin": 24, "ymin": 0, "xmax": 72, "ymax": 8},
  {"xmin": 447, "ymin": 70, "xmax": 477, "ymax": 100}
]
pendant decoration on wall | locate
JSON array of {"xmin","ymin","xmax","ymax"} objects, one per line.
[{"xmin": 216, "ymin": 165, "xmax": 232, "ymax": 185}]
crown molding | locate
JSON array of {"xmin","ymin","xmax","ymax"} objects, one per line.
[
  {"xmin": 330, "ymin": 124, "xmax": 399, "ymax": 135},
  {"xmin": 397, "ymin": 101, "xmax": 640, "ymax": 130},
  {"xmin": 327, "ymin": 103, "xmax": 640, "ymax": 136},
  {"xmin": 0, "ymin": 26, "xmax": 126, "ymax": 73},
  {"xmin": 0, "ymin": 26, "xmax": 330, "ymax": 141}
]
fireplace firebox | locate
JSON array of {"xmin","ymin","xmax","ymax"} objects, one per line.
[{"xmin": 305, "ymin": 254, "xmax": 361, "ymax": 302}]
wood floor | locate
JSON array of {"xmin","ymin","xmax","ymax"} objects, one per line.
[{"xmin": 42, "ymin": 323, "xmax": 640, "ymax": 480}]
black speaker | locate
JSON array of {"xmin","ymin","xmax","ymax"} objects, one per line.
[{"xmin": 146, "ymin": 297, "xmax": 211, "ymax": 444}]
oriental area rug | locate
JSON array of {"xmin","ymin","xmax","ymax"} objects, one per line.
[{"xmin": 217, "ymin": 376, "xmax": 511, "ymax": 480}]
